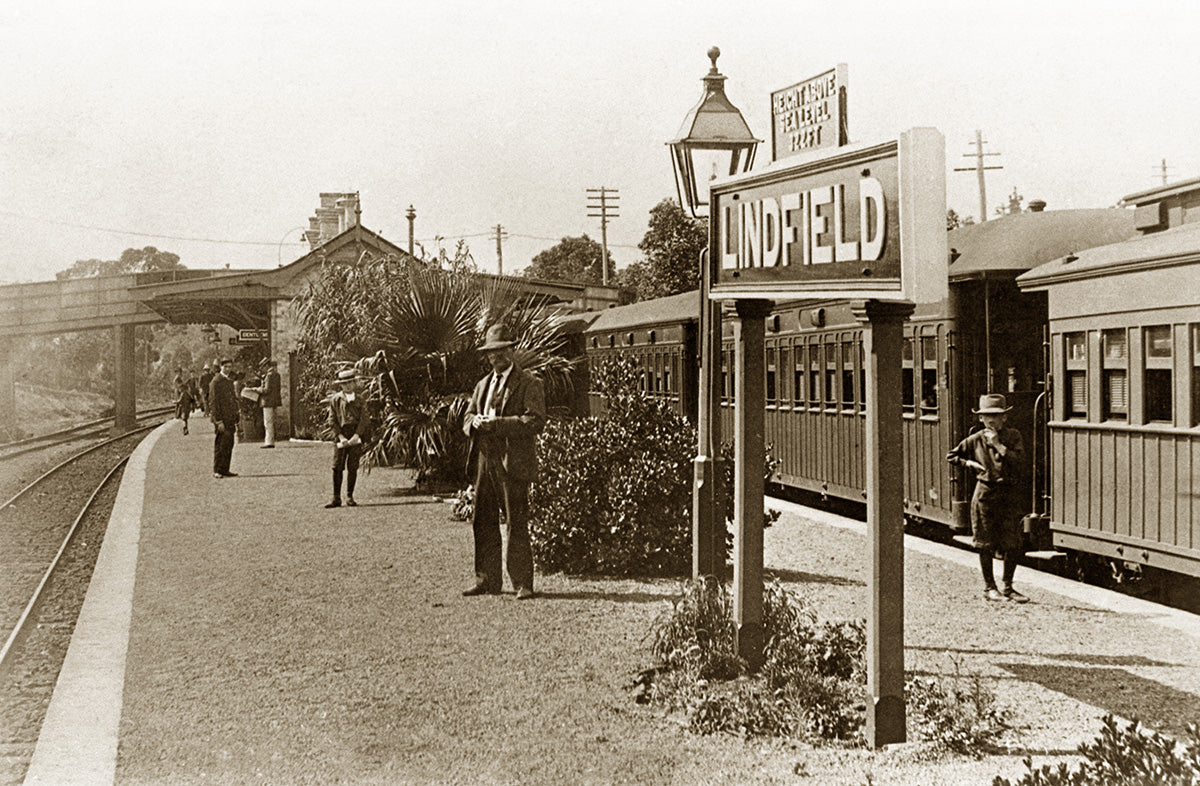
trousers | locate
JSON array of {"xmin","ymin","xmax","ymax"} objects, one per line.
[
  {"xmin": 213, "ymin": 421, "xmax": 236, "ymax": 474},
  {"xmin": 471, "ymin": 453, "xmax": 533, "ymax": 592}
]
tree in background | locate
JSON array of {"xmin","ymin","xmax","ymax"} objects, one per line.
[
  {"xmin": 618, "ymin": 199, "xmax": 707, "ymax": 302},
  {"xmin": 946, "ymin": 209, "xmax": 976, "ymax": 230},
  {"xmin": 55, "ymin": 246, "xmax": 184, "ymax": 279},
  {"xmin": 523, "ymin": 234, "xmax": 615, "ymax": 285}
]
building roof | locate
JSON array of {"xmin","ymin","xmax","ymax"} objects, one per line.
[
  {"xmin": 1018, "ymin": 219, "xmax": 1200, "ymax": 289},
  {"xmin": 1118, "ymin": 175, "xmax": 1200, "ymax": 206},
  {"xmin": 947, "ymin": 208, "xmax": 1137, "ymax": 282}
]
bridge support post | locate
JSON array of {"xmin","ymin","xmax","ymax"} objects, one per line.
[
  {"xmin": 112, "ymin": 324, "xmax": 137, "ymax": 434},
  {"xmin": 0, "ymin": 339, "xmax": 16, "ymax": 440}
]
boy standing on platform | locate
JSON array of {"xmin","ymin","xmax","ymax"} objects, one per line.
[
  {"xmin": 947, "ymin": 394, "xmax": 1029, "ymax": 603},
  {"xmin": 325, "ymin": 369, "xmax": 369, "ymax": 508}
]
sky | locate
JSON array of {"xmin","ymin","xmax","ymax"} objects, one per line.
[{"xmin": 2, "ymin": 0, "xmax": 1199, "ymax": 285}]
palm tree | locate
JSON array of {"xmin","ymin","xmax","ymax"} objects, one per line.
[{"xmin": 294, "ymin": 253, "xmax": 577, "ymax": 485}]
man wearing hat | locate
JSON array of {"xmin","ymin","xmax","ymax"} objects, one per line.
[
  {"xmin": 947, "ymin": 393, "xmax": 1029, "ymax": 603},
  {"xmin": 461, "ymin": 323, "xmax": 546, "ymax": 599},
  {"xmin": 198, "ymin": 363, "xmax": 214, "ymax": 414},
  {"xmin": 325, "ymin": 368, "xmax": 370, "ymax": 508},
  {"xmin": 209, "ymin": 358, "xmax": 239, "ymax": 478},
  {"xmin": 257, "ymin": 359, "xmax": 282, "ymax": 448}
]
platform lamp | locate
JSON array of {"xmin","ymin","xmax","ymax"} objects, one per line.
[{"xmin": 668, "ymin": 46, "xmax": 760, "ymax": 580}]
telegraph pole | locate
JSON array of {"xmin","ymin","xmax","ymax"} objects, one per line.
[
  {"xmin": 494, "ymin": 224, "xmax": 507, "ymax": 275},
  {"xmin": 586, "ymin": 187, "xmax": 620, "ymax": 285},
  {"xmin": 1155, "ymin": 159, "xmax": 1171, "ymax": 186},
  {"xmin": 953, "ymin": 130, "xmax": 1002, "ymax": 222}
]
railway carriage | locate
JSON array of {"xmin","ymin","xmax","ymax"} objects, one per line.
[
  {"xmin": 1019, "ymin": 178, "xmax": 1200, "ymax": 584},
  {"xmin": 582, "ymin": 205, "xmax": 1141, "ymax": 543}
]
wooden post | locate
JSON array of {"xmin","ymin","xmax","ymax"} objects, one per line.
[
  {"xmin": 733, "ymin": 298, "xmax": 772, "ymax": 670},
  {"xmin": 0, "ymin": 339, "xmax": 15, "ymax": 440},
  {"xmin": 693, "ymin": 249, "xmax": 726, "ymax": 579},
  {"xmin": 853, "ymin": 299, "xmax": 915, "ymax": 748},
  {"xmin": 112, "ymin": 323, "xmax": 137, "ymax": 434}
]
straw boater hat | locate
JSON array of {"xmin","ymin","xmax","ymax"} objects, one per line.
[
  {"xmin": 335, "ymin": 369, "xmax": 357, "ymax": 383},
  {"xmin": 973, "ymin": 394, "xmax": 1012, "ymax": 414},
  {"xmin": 479, "ymin": 323, "xmax": 516, "ymax": 351}
]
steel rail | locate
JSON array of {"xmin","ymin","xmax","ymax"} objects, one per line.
[
  {"xmin": 0, "ymin": 456, "xmax": 128, "ymax": 674},
  {"xmin": 0, "ymin": 422, "xmax": 158, "ymax": 512},
  {"xmin": 0, "ymin": 406, "xmax": 175, "ymax": 460}
]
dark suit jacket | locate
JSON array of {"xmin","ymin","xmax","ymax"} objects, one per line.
[
  {"xmin": 260, "ymin": 369, "xmax": 282, "ymax": 408},
  {"xmin": 208, "ymin": 373, "xmax": 239, "ymax": 426},
  {"xmin": 463, "ymin": 365, "xmax": 546, "ymax": 484}
]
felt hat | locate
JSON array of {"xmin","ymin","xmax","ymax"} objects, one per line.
[
  {"xmin": 479, "ymin": 323, "xmax": 516, "ymax": 351},
  {"xmin": 973, "ymin": 394, "xmax": 1012, "ymax": 414},
  {"xmin": 335, "ymin": 368, "xmax": 357, "ymax": 383}
]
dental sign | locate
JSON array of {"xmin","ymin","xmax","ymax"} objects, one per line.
[{"xmin": 709, "ymin": 127, "xmax": 948, "ymax": 304}]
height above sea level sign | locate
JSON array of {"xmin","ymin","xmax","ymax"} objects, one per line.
[
  {"xmin": 708, "ymin": 127, "xmax": 948, "ymax": 305},
  {"xmin": 771, "ymin": 64, "xmax": 848, "ymax": 163}
]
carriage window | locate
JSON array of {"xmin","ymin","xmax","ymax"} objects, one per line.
[
  {"xmin": 1144, "ymin": 325, "xmax": 1173, "ymax": 423},
  {"xmin": 779, "ymin": 346, "xmax": 791, "ymax": 406},
  {"xmin": 793, "ymin": 343, "xmax": 806, "ymax": 406},
  {"xmin": 921, "ymin": 336, "xmax": 938, "ymax": 414},
  {"xmin": 1065, "ymin": 331, "xmax": 1088, "ymax": 419},
  {"xmin": 720, "ymin": 351, "xmax": 729, "ymax": 404},
  {"xmin": 726, "ymin": 349, "xmax": 736, "ymax": 404},
  {"xmin": 859, "ymin": 343, "xmax": 867, "ymax": 412},
  {"xmin": 1191, "ymin": 325, "xmax": 1200, "ymax": 426},
  {"xmin": 1101, "ymin": 329, "xmax": 1127, "ymax": 421},
  {"xmin": 766, "ymin": 347, "xmax": 778, "ymax": 405},
  {"xmin": 823, "ymin": 342, "xmax": 838, "ymax": 409},
  {"xmin": 841, "ymin": 342, "xmax": 856, "ymax": 407},
  {"xmin": 809, "ymin": 342, "xmax": 822, "ymax": 409},
  {"xmin": 901, "ymin": 338, "xmax": 915, "ymax": 411}
]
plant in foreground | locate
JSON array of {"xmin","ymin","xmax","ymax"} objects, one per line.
[{"xmin": 994, "ymin": 714, "xmax": 1200, "ymax": 786}]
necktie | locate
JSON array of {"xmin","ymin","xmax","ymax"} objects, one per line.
[{"xmin": 486, "ymin": 374, "xmax": 501, "ymax": 416}]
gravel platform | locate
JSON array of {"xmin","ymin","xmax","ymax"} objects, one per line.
[{"xmin": 25, "ymin": 418, "xmax": 1200, "ymax": 785}]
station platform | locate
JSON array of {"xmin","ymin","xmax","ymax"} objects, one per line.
[{"xmin": 21, "ymin": 418, "xmax": 1200, "ymax": 785}]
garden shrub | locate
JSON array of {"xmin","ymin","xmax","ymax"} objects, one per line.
[
  {"xmin": 639, "ymin": 578, "xmax": 1013, "ymax": 749},
  {"xmin": 530, "ymin": 357, "xmax": 697, "ymax": 576},
  {"xmin": 993, "ymin": 715, "xmax": 1200, "ymax": 786},
  {"xmin": 906, "ymin": 663, "xmax": 1010, "ymax": 757}
]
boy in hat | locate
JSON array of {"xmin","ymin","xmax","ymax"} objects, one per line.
[
  {"xmin": 947, "ymin": 394, "xmax": 1029, "ymax": 603},
  {"xmin": 325, "ymin": 369, "xmax": 370, "ymax": 508},
  {"xmin": 461, "ymin": 323, "xmax": 546, "ymax": 600}
]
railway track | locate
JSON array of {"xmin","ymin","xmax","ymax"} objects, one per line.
[
  {"xmin": 0, "ymin": 405, "xmax": 175, "ymax": 462},
  {"xmin": 0, "ymin": 425, "xmax": 159, "ymax": 785}
]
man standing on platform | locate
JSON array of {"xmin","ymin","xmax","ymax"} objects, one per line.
[
  {"xmin": 258, "ymin": 359, "xmax": 282, "ymax": 448},
  {"xmin": 198, "ymin": 363, "xmax": 214, "ymax": 414},
  {"xmin": 209, "ymin": 358, "xmax": 239, "ymax": 478},
  {"xmin": 461, "ymin": 324, "xmax": 546, "ymax": 600}
]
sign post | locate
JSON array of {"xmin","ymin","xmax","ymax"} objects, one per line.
[{"xmin": 707, "ymin": 125, "xmax": 946, "ymax": 748}]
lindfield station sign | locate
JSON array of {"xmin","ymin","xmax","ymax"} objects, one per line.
[{"xmin": 709, "ymin": 127, "xmax": 947, "ymax": 304}]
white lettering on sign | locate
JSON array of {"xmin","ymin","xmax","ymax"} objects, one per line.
[
  {"xmin": 721, "ymin": 177, "xmax": 886, "ymax": 270},
  {"xmin": 772, "ymin": 71, "xmax": 838, "ymax": 152}
]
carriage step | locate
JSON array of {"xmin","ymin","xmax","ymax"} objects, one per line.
[{"xmin": 1025, "ymin": 550, "xmax": 1066, "ymax": 560}]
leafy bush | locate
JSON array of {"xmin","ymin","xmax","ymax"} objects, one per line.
[
  {"xmin": 639, "ymin": 578, "xmax": 866, "ymax": 741},
  {"xmin": 530, "ymin": 357, "xmax": 697, "ymax": 576},
  {"xmin": 906, "ymin": 663, "xmax": 1010, "ymax": 757},
  {"xmin": 450, "ymin": 484, "xmax": 475, "ymax": 522},
  {"xmin": 994, "ymin": 715, "xmax": 1200, "ymax": 786}
]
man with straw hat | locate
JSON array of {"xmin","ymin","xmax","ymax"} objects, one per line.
[
  {"xmin": 324, "ymin": 368, "xmax": 370, "ymax": 508},
  {"xmin": 461, "ymin": 323, "xmax": 546, "ymax": 600},
  {"xmin": 947, "ymin": 393, "xmax": 1029, "ymax": 603}
]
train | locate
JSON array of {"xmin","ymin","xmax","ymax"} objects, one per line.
[{"xmin": 577, "ymin": 182, "xmax": 1200, "ymax": 606}]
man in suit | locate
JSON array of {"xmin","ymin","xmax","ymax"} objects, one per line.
[
  {"xmin": 209, "ymin": 358, "xmax": 239, "ymax": 478},
  {"xmin": 325, "ymin": 368, "xmax": 371, "ymax": 508},
  {"xmin": 257, "ymin": 359, "xmax": 282, "ymax": 448},
  {"xmin": 461, "ymin": 323, "xmax": 546, "ymax": 600},
  {"xmin": 198, "ymin": 363, "xmax": 214, "ymax": 414}
]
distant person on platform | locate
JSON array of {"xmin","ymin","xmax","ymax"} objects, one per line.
[
  {"xmin": 461, "ymin": 324, "xmax": 546, "ymax": 600},
  {"xmin": 208, "ymin": 358, "xmax": 239, "ymax": 478},
  {"xmin": 173, "ymin": 367, "xmax": 194, "ymax": 435},
  {"xmin": 198, "ymin": 363, "xmax": 214, "ymax": 414},
  {"xmin": 325, "ymin": 369, "xmax": 370, "ymax": 508},
  {"xmin": 257, "ymin": 359, "xmax": 282, "ymax": 448},
  {"xmin": 947, "ymin": 394, "xmax": 1029, "ymax": 603}
]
